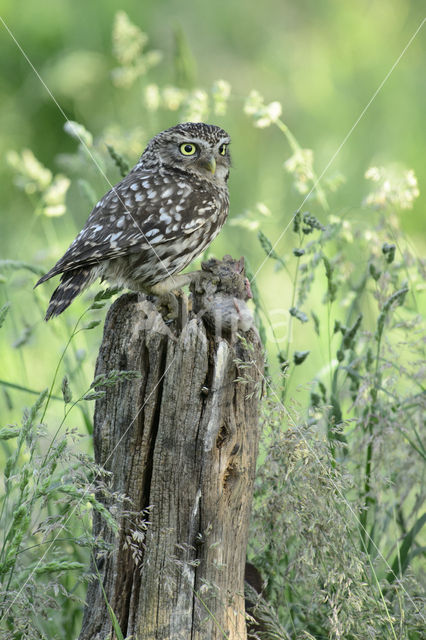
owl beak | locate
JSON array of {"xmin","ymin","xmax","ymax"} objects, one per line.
[{"xmin": 201, "ymin": 155, "xmax": 216, "ymax": 174}]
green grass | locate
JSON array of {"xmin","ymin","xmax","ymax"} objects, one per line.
[{"xmin": 0, "ymin": 9, "xmax": 425, "ymax": 639}]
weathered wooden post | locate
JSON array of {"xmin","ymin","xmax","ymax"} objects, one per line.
[{"xmin": 78, "ymin": 256, "xmax": 264, "ymax": 640}]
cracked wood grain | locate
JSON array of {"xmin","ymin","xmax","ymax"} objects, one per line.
[{"xmin": 79, "ymin": 259, "xmax": 263, "ymax": 640}]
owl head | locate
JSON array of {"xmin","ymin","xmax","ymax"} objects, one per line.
[{"xmin": 140, "ymin": 122, "xmax": 231, "ymax": 184}]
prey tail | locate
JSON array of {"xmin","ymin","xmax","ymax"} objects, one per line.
[{"xmin": 44, "ymin": 267, "xmax": 93, "ymax": 321}]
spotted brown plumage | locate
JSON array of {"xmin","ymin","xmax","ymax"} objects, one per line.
[{"xmin": 35, "ymin": 122, "xmax": 231, "ymax": 320}]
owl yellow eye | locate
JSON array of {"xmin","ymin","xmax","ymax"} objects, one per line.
[
  {"xmin": 219, "ymin": 143, "xmax": 227, "ymax": 156},
  {"xmin": 180, "ymin": 143, "xmax": 197, "ymax": 156}
]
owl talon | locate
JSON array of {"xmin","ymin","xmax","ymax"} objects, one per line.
[
  {"xmin": 152, "ymin": 290, "xmax": 188, "ymax": 330},
  {"xmin": 155, "ymin": 292, "xmax": 179, "ymax": 321}
]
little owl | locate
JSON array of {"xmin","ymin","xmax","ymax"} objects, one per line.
[{"xmin": 35, "ymin": 122, "xmax": 231, "ymax": 319}]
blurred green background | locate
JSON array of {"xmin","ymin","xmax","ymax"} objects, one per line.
[
  {"xmin": 0, "ymin": 0, "xmax": 425, "ymax": 417},
  {"xmin": 1, "ymin": 0, "xmax": 425, "ymax": 235}
]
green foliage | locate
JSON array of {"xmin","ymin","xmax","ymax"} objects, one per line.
[
  {"xmin": 250, "ymin": 412, "xmax": 425, "ymax": 639},
  {"xmin": 0, "ymin": 6, "xmax": 425, "ymax": 639},
  {"xmin": 248, "ymin": 169, "xmax": 425, "ymax": 637},
  {"xmin": 0, "ymin": 296, "xmax": 135, "ymax": 638},
  {"xmin": 0, "ymin": 390, "xmax": 90, "ymax": 638},
  {"xmin": 106, "ymin": 144, "xmax": 130, "ymax": 178}
]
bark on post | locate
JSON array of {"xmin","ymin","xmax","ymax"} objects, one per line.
[{"xmin": 78, "ymin": 257, "xmax": 264, "ymax": 640}]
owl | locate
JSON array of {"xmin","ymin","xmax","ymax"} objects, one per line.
[{"xmin": 35, "ymin": 122, "xmax": 231, "ymax": 320}]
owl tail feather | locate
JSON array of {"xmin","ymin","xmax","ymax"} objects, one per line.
[{"xmin": 44, "ymin": 267, "xmax": 92, "ymax": 321}]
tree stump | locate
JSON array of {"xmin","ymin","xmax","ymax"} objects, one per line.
[{"xmin": 78, "ymin": 257, "xmax": 264, "ymax": 640}]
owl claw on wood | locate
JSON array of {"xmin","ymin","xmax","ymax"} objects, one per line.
[{"xmin": 35, "ymin": 122, "xmax": 231, "ymax": 320}]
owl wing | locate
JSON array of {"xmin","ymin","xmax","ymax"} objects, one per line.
[{"xmin": 35, "ymin": 170, "xmax": 220, "ymax": 286}]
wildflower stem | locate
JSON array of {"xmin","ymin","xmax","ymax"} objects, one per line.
[
  {"xmin": 282, "ymin": 232, "xmax": 304, "ymax": 401},
  {"xmin": 276, "ymin": 118, "xmax": 329, "ymax": 211},
  {"xmin": 40, "ymin": 309, "xmax": 88, "ymax": 425},
  {"xmin": 275, "ymin": 119, "xmax": 300, "ymax": 155}
]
